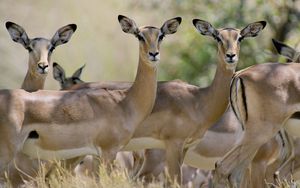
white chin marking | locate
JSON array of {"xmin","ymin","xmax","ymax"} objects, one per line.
[
  {"xmin": 226, "ymin": 63, "xmax": 237, "ymax": 70},
  {"xmin": 22, "ymin": 139, "xmax": 101, "ymax": 160},
  {"xmin": 38, "ymin": 69, "xmax": 48, "ymax": 74}
]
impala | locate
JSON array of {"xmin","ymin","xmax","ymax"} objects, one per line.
[
  {"xmin": 3, "ymin": 22, "xmax": 76, "ymax": 186},
  {"xmin": 212, "ymin": 40, "xmax": 300, "ymax": 187},
  {"xmin": 13, "ymin": 14, "xmax": 181, "ymax": 177},
  {"xmin": 67, "ymin": 19, "xmax": 266, "ymax": 184},
  {"xmin": 184, "ymin": 39, "xmax": 299, "ymax": 187}
]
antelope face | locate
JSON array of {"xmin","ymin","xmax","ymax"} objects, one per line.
[
  {"xmin": 137, "ymin": 26, "xmax": 163, "ymax": 63},
  {"xmin": 53, "ymin": 62, "xmax": 85, "ymax": 90},
  {"xmin": 6, "ymin": 22, "xmax": 77, "ymax": 76},
  {"xmin": 193, "ymin": 19, "xmax": 266, "ymax": 70},
  {"xmin": 27, "ymin": 38, "xmax": 53, "ymax": 74},
  {"xmin": 118, "ymin": 15, "xmax": 181, "ymax": 66},
  {"xmin": 217, "ymin": 29, "xmax": 241, "ymax": 65}
]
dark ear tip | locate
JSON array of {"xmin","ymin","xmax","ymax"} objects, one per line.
[
  {"xmin": 272, "ymin": 38, "xmax": 282, "ymax": 52},
  {"xmin": 118, "ymin": 15, "xmax": 126, "ymax": 22},
  {"xmin": 69, "ymin": 24, "xmax": 77, "ymax": 31},
  {"xmin": 260, "ymin": 21, "xmax": 267, "ymax": 29},
  {"xmin": 5, "ymin": 21, "xmax": 14, "ymax": 29},
  {"xmin": 192, "ymin": 19, "xmax": 199, "ymax": 27},
  {"xmin": 175, "ymin": 17, "xmax": 182, "ymax": 24}
]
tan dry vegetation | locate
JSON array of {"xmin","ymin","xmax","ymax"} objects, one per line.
[
  {"xmin": 2, "ymin": 161, "xmax": 299, "ymax": 188},
  {"xmin": 4, "ymin": 162, "xmax": 174, "ymax": 188}
]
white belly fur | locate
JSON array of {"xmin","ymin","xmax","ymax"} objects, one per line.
[
  {"xmin": 285, "ymin": 119, "xmax": 300, "ymax": 137},
  {"xmin": 22, "ymin": 139, "xmax": 101, "ymax": 160},
  {"xmin": 122, "ymin": 137, "xmax": 165, "ymax": 151},
  {"xmin": 184, "ymin": 147, "xmax": 220, "ymax": 170},
  {"xmin": 22, "ymin": 137, "xmax": 164, "ymax": 160},
  {"xmin": 23, "ymin": 136, "xmax": 219, "ymax": 170}
]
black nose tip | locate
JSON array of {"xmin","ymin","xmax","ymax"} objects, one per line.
[
  {"xmin": 149, "ymin": 52, "xmax": 159, "ymax": 57},
  {"xmin": 38, "ymin": 64, "xmax": 49, "ymax": 70},
  {"xmin": 226, "ymin": 54, "xmax": 236, "ymax": 59}
]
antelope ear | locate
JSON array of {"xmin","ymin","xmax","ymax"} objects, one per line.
[
  {"xmin": 272, "ymin": 39, "xmax": 297, "ymax": 61},
  {"xmin": 72, "ymin": 64, "xmax": 85, "ymax": 79},
  {"xmin": 51, "ymin": 24, "xmax": 77, "ymax": 47},
  {"xmin": 6, "ymin": 21, "xmax": 30, "ymax": 49},
  {"xmin": 53, "ymin": 62, "xmax": 66, "ymax": 84},
  {"xmin": 240, "ymin": 21, "xmax": 266, "ymax": 38},
  {"xmin": 118, "ymin": 15, "xmax": 139, "ymax": 35},
  {"xmin": 192, "ymin": 19, "xmax": 219, "ymax": 39},
  {"xmin": 160, "ymin": 17, "xmax": 182, "ymax": 35}
]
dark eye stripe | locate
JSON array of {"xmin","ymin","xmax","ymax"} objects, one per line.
[
  {"xmin": 135, "ymin": 33, "xmax": 145, "ymax": 42},
  {"xmin": 49, "ymin": 46, "xmax": 55, "ymax": 52},
  {"xmin": 158, "ymin": 34, "xmax": 165, "ymax": 41},
  {"xmin": 26, "ymin": 46, "xmax": 33, "ymax": 52}
]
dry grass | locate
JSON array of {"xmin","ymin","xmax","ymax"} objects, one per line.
[
  {"xmin": 265, "ymin": 176, "xmax": 299, "ymax": 188},
  {"xmin": 2, "ymin": 161, "xmax": 180, "ymax": 188},
  {"xmin": 1, "ymin": 160, "xmax": 300, "ymax": 188}
]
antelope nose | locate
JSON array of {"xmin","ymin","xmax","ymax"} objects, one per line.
[
  {"xmin": 38, "ymin": 63, "xmax": 49, "ymax": 71},
  {"xmin": 226, "ymin": 54, "xmax": 236, "ymax": 59},
  {"xmin": 149, "ymin": 52, "xmax": 159, "ymax": 57}
]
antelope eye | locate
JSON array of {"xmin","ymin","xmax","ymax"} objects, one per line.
[
  {"xmin": 26, "ymin": 46, "xmax": 33, "ymax": 52},
  {"xmin": 49, "ymin": 46, "xmax": 55, "ymax": 52},
  {"xmin": 215, "ymin": 36, "xmax": 222, "ymax": 43},
  {"xmin": 238, "ymin": 36, "xmax": 244, "ymax": 42},
  {"xmin": 136, "ymin": 34, "xmax": 145, "ymax": 42},
  {"xmin": 158, "ymin": 34, "xmax": 165, "ymax": 42}
]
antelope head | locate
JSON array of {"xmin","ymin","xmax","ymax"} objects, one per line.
[
  {"xmin": 6, "ymin": 22, "xmax": 77, "ymax": 76},
  {"xmin": 118, "ymin": 15, "xmax": 182, "ymax": 66},
  {"xmin": 53, "ymin": 62, "xmax": 85, "ymax": 90},
  {"xmin": 193, "ymin": 19, "xmax": 266, "ymax": 70}
]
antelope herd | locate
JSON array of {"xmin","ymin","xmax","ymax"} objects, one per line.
[{"xmin": 1, "ymin": 14, "xmax": 300, "ymax": 188}]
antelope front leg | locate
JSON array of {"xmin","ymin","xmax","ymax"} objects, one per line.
[
  {"xmin": 135, "ymin": 149, "xmax": 166, "ymax": 182},
  {"xmin": 165, "ymin": 140, "xmax": 185, "ymax": 185},
  {"xmin": 251, "ymin": 161, "xmax": 268, "ymax": 188},
  {"xmin": 213, "ymin": 143, "xmax": 257, "ymax": 188},
  {"xmin": 130, "ymin": 151, "xmax": 144, "ymax": 178},
  {"xmin": 100, "ymin": 149, "xmax": 118, "ymax": 174}
]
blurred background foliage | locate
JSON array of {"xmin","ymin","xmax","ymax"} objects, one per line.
[{"xmin": 0, "ymin": 0, "xmax": 299, "ymax": 90}]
